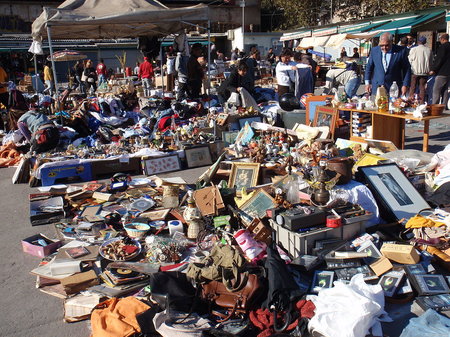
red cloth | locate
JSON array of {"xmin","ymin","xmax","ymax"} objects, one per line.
[
  {"xmin": 96, "ymin": 63, "xmax": 107, "ymax": 76},
  {"xmin": 138, "ymin": 60, "xmax": 154, "ymax": 79},
  {"xmin": 249, "ymin": 300, "xmax": 316, "ymax": 337}
]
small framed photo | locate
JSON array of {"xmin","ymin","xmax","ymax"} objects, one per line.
[
  {"xmin": 140, "ymin": 208, "xmax": 171, "ymax": 221},
  {"xmin": 240, "ymin": 189, "xmax": 276, "ymax": 219},
  {"xmin": 413, "ymin": 274, "xmax": 450, "ymax": 296},
  {"xmin": 184, "ymin": 146, "xmax": 213, "ymax": 168},
  {"xmin": 403, "ymin": 263, "xmax": 426, "ymax": 277},
  {"xmin": 305, "ymin": 95, "xmax": 334, "ymax": 124},
  {"xmin": 359, "ymin": 164, "xmax": 430, "ymax": 222},
  {"xmin": 378, "ymin": 270, "xmax": 404, "ymax": 297},
  {"xmin": 313, "ymin": 106, "xmax": 338, "ymax": 139},
  {"xmin": 142, "ymin": 154, "xmax": 181, "ymax": 175},
  {"xmin": 311, "ymin": 270, "xmax": 334, "ymax": 293},
  {"xmin": 222, "ymin": 131, "xmax": 239, "ymax": 146},
  {"xmin": 238, "ymin": 115, "xmax": 262, "ymax": 129},
  {"xmin": 216, "ymin": 113, "xmax": 229, "ymax": 126},
  {"xmin": 228, "ymin": 162, "xmax": 260, "ymax": 195}
]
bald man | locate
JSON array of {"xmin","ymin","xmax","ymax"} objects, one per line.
[{"xmin": 364, "ymin": 32, "xmax": 411, "ymax": 95}]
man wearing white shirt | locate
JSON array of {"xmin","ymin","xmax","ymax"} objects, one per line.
[{"xmin": 275, "ymin": 48, "xmax": 296, "ymax": 97}]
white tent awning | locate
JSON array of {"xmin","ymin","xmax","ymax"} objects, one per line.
[
  {"xmin": 32, "ymin": 0, "xmax": 209, "ymax": 40},
  {"xmin": 299, "ymin": 36, "xmax": 330, "ymax": 48}
]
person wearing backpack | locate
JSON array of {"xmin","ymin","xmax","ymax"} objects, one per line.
[{"xmin": 323, "ymin": 62, "xmax": 360, "ymax": 98}]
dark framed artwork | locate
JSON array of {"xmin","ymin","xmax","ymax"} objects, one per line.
[
  {"xmin": 240, "ymin": 189, "xmax": 276, "ymax": 219},
  {"xmin": 311, "ymin": 270, "xmax": 334, "ymax": 293},
  {"xmin": 359, "ymin": 164, "xmax": 430, "ymax": 222},
  {"xmin": 184, "ymin": 146, "xmax": 213, "ymax": 168},
  {"xmin": 228, "ymin": 162, "xmax": 260, "ymax": 195}
]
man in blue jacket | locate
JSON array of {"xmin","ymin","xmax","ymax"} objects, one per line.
[{"xmin": 364, "ymin": 32, "xmax": 411, "ymax": 96}]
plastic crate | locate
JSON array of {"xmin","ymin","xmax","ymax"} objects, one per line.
[{"xmin": 269, "ymin": 217, "xmax": 366, "ymax": 259}]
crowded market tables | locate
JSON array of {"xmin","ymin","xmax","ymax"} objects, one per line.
[{"xmin": 340, "ymin": 108, "xmax": 450, "ymax": 152}]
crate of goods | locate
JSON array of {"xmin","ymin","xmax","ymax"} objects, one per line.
[
  {"xmin": 22, "ymin": 233, "xmax": 62, "ymax": 257},
  {"xmin": 40, "ymin": 162, "xmax": 93, "ymax": 186},
  {"xmin": 269, "ymin": 217, "xmax": 366, "ymax": 259},
  {"xmin": 90, "ymin": 157, "xmax": 141, "ymax": 179}
]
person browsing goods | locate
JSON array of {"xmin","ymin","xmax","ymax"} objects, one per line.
[
  {"xmin": 430, "ymin": 33, "xmax": 450, "ymax": 106},
  {"xmin": 364, "ymin": 32, "xmax": 411, "ymax": 96},
  {"xmin": 17, "ymin": 110, "xmax": 60, "ymax": 153},
  {"xmin": 138, "ymin": 56, "xmax": 154, "ymax": 97}
]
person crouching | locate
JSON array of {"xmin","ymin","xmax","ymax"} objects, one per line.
[{"xmin": 17, "ymin": 111, "xmax": 59, "ymax": 153}]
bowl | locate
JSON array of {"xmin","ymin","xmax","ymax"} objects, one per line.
[
  {"xmin": 99, "ymin": 237, "xmax": 142, "ymax": 261},
  {"xmin": 124, "ymin": 223, "xmax": 151, "ymax": 239},
  {"xmin": 429, "ymin": 104, "xmax": 445, "ymax": 116}
]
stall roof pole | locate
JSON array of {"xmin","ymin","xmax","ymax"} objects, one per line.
[
  {"xmin": 46, "ymin": 26, "xmax": 61, "ymax": 116},
  {"xmin": 207, "ymin": 19, "xmax": 211, "ymax": 98},
  {"xmin": 33, "ymin": 54, "xmax": 38, "ymax": 96}
]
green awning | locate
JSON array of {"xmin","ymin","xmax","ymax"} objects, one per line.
[
  {"xmin": 280, "ymin": 29, "xmax": 311, "ymax": 41},
  {"xmin": 447, "ymin": 9, "xmax": 450, "ymax": 21},
  {"xmin": 339, "ymin": 20, "xmax": 390, "ymax": 34},
  {"xmin": 373, "ymin": 10, "xmax": 444, "ymax": 36}
]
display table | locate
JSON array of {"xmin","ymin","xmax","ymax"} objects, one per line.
[{"xmin": 340, "ymin": 108, "xmax": 450, "ymax": 152}]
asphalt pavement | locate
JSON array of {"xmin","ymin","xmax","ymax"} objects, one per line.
[{"xmin": 0, "ymin": 117, "xmax": 449, "ymax": 336}]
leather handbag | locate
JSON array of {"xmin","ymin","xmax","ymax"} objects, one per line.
[{"xmin": 201, "ymin": 273, "xmax": 263, "ymax": 322}]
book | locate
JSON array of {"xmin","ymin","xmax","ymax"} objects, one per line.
[
  {"xmin": 410, "ymin": 274, "xmax": 450, "ymax": 296},
  {"xmin": 415, "ymin": 294, "xmax": 450, "ymax": 312},
  {"xmin": 378, "ymin": 270, "xmax": 405, "ymax": 297},
  {"xmin": 65, "ymin": 246, "xmax": 90, "ymax": 259}
]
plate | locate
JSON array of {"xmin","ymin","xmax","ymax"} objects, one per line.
[{"xmin": 99, "ymin": 237, "xmax": 142, "ymax": 261}]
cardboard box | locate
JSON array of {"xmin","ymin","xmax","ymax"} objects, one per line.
[
  {"xmin": 370, "ymin": 256, "xmax": 393, "ymax": 276},
  {"xmin": 381, "ymin": 243, "xmax": 420, "ymax": 264},
  {"xmin": 90, "ymin": 157, "xmax": 141, "ymax": 179},
  {"xmin": 40, "ymin": 162, "xmax": 92, "ymax": 186},
  {"xmin": 30, "ymin": 196, "xmax": 65, "ymax": 226},
  {"xmin": 22, "ymin": 234, "xmax": 63, "ymax": 258}
]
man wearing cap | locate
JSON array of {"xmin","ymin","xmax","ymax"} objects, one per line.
[
  {"xmin": 138, "ymin": 56, "xmax": 154, "ymax": 97},
  {"xmin": 187, "ymin": 43, "xmax": 204, "ymax": 99},
  {"xmin": 408, "ymin": 36, "xmax": 432, "ymax": 104}
]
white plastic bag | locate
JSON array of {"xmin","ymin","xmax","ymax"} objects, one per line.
[
  {"xmin": 227, "ymin": 92, "xmax": 240, "ymax": 106},
  {"xmin": 240, "ymin": 87, "xmax": 259, "ymax": 110},
  {"xmin": 308, "ymin": 274, "xmax": 392, "ymax": 337},
  {"xmin": 399, "ymin": 309, "xmax": 450, "ymax": 337}
]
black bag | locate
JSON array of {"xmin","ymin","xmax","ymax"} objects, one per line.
[
  {"xmin": 148, "ymin": 271, "xmax": 206, "ymax": 314},
  {"xmin": 263, "ymin": 243, "xmax": 305, "ymax": 332}
]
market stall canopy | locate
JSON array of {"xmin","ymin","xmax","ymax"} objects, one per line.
[
  {"xmin": 31, "ymin": 0, "xmax": 209, "ymax": 41},
  {"xmin": 280, "ymin": 29, "xmax": 311, "ymax": 42},
  {"xmin": 324, "ymin": 32, "xmax": 380, "ymax": 48},
  {"xmin": 299, "ymin": 36, "xmax": 330, "ymax": 49},
  {"xmin": 47, "ymin": 50, "xmax": 87, "ymax": 61}
]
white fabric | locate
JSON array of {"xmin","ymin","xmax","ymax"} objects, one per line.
[
  {"xmin": 28, "ymin": 40, "xmax": 44, "ymax": 55},
  {"xmin": 275, "ymin": 61, "xmax": 296, "ymax": 86},
  {"xmin": 308, "ymin": 274, "xmax": 392, "ymax": 337},
  {"xmin": 31, "ymin": 0, "xmax": 208, "ymax": 40},
  {"xmin": 408, "ymin": 45, "xmax": 432, "ymax": 76},
  {"xmin": 330, "ymin": 180, "xmax": 380, "ymax": 226},
  {"xmin": 422, "ymin": 144, "xmax": 450, "ymax": 187}
]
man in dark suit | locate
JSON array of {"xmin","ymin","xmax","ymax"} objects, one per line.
[
  {"xmin": 430, "ymin": 33, "xmax": 450, "ymax": 106},
  {"xmin": 364, "ymin": 32, "xmax": 411, "ymax": 96}
]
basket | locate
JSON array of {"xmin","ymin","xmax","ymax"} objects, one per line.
[
  {"xmin": 429, "ymin": 104, "xmax": 445, "ymax": 116},
  {"xmin": 124, "ymin": 223, "xmax": 150, "ymax": 239}
]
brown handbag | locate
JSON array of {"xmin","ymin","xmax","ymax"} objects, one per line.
[{"xmin": 201, "ymin": 273, "xmax": 263, "ymax": 321}]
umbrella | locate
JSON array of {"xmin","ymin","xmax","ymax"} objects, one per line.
[{"xmin": 47, "ymin": 50, "xmax": 87, "ymax": 62}]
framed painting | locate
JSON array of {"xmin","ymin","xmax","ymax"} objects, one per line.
[
  {"xmin": 238, "ymin": 115, "xmax": 263, "ymax": 129},
  {"xmin": 228, "ymin": 162, "xmax": 260, "ymax": 194},
  {"xmin": 142, "ymin": 154, "xmax": 181, "ymax": 175},
  {"xmin": 305, "ymin": 95, "xmax": 334, "ymax": 125},
  {"xmin": 359, "ymin": 164, "xmax": 430, "ymax": 222},
  {"xmin": 184, "ymin": 146, "xmax": 213, "ymax": 168},
  {"xmin": 313, "ymin": 106, "xmax": 338, "ymax": 139},
  {"xmin": 240, "ymin": 189, "xmax": 276, "ymax": 219}
]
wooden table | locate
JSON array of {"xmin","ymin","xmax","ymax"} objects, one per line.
[{"xmin": 340, "ymin": 108, "xmax": 450, "ymax": 152}]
